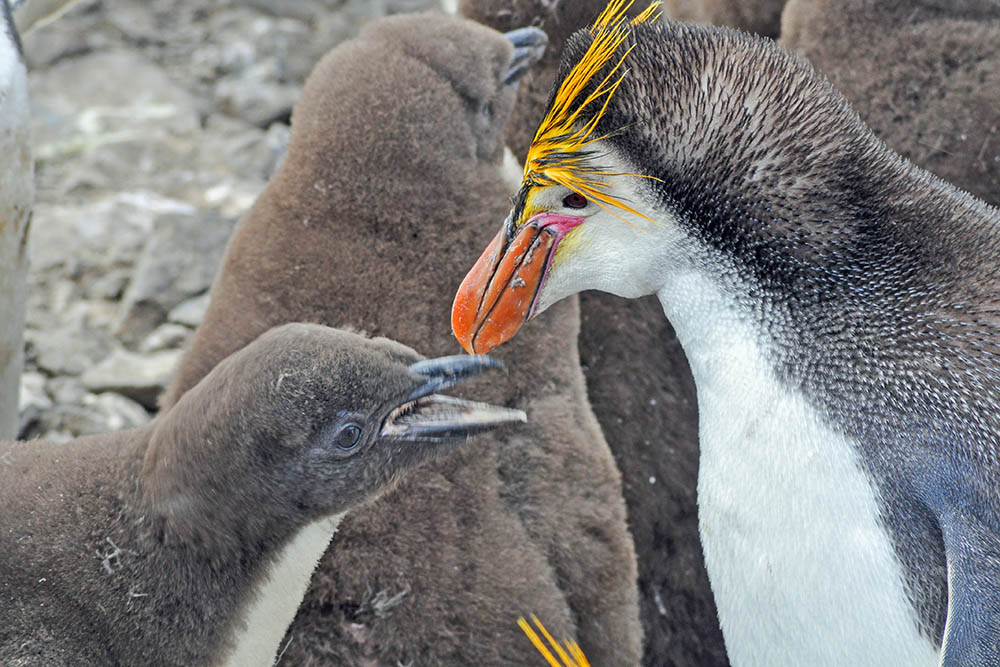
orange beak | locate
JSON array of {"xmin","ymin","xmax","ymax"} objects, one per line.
[{"xmin": 452, "ymin": 214, "xmax": 583, "ymax": 354}]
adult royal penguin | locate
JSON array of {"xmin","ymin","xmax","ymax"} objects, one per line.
[
  {"xmin": 0, "ymin": 0, "xmax": 32, "ymax": 440},
  {"xmin": 162, "ymin": 12, "xmax": 642, "ymax": 665},
  {"xmin": 452, "ymin": 1, "xmax": 1000, "ymax": 664},
  {"xmin": 1, "ymin": 323, "xmax": 523, "ymax": 666},
  {"xmin": 459, "ymin": 1, "xmax": 726, "ymax": 664}
]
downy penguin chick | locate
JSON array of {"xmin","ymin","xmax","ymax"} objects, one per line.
[
  {"xmin": 780, "ymin": 0, "xmax": 1000, "ymax": 205},
  {"xmin": 453, "ymin": 4, "xmax": 1000, "ymax": 665},
  {"xmin": 162, "ymin": 12, "xmax": 642, "ymax": 666},
  {"xmin": 0, "ymin": 322, "xmax": 523, "ymax": 666},
  {"xmin": 663, "ymin": 0, "xmax": 786, "ymax": 38},
  {"xmin": 0, "ymin": 0, "xmax": 32, "ymax": 440},
  {"xmin": 459, "ymin": 1, "xmax": 726, "ymax": 664}
]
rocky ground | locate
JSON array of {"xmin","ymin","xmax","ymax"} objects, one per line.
[{"xmin": 17, "ymin": 0, "xmax": 446, "ymax": 441}]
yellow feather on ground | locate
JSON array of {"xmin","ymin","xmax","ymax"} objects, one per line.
[{"xmin": 518, "ymin": 615, "xmax": 592, "ymax": 667}]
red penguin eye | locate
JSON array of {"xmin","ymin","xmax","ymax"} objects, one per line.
[{"xmin": 562, "ymin": 192, "xmax": 588, "ymax": 209}]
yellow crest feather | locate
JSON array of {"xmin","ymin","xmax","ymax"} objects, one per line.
[
  {"xmin": 523, "ymin": 0, "xmax": 661, "ymax": 222},
  {"xmin": 517, "ymin": 615, "xmax": 592, "ymax": 667}
]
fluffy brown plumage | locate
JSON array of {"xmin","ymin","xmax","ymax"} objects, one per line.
[
  {"xmin": 1, "ymin": 323, "xmax": 513, "ymax": 666},
  {"xmin": 780, "ymin": 0, "xmax": 1000, "ymax": 206},
  {"xmin": 458, "ymin": 2, "xmax": 727, "ymax": 665},
  {"xmin": 664, "ymin": 0, "xmax": 786, "ymax": 38},
  {"xmin": 161, "ymin": 12, "xmax": 641, "ymax": 665}
]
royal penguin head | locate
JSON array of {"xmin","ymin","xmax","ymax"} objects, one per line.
[
  {"xmin": 452, "ymin": 1, "xmax": 669, "ymax": 353},
  {"xmin": 452, "ymin": 0, "xmax": 865, "ymax": 353}
]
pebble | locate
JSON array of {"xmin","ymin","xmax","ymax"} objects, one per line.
[
  {"xmin": 17, "ymin": 372, "xmax": 53, "ymax": 438},
  {"xmin": 114, "ymin": 211, "xmax": 234, "ymax": 345},
  {"xmin": 139, "ymin": 323, "xmax": 191, "ymax": 354},
  {"xmin": 80, "ymin": 348, "xmax": 183, "ymax": 410},
  {"xmin": 167, "ymin": 293, "xmax": 211, "ymax": 329},
  {"xmin": 47, "ymin": 376, "xmax": 89, "ymax": 407},
  {"xmin": 27, "ymin": 326, "xmax": 110, "ymax": 377}
]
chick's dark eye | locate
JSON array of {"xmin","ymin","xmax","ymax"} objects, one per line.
[
  {"xmin": 335, "ymin": 423, "xmax": 362, "ymax": 450},
  {"xmin": 563, "ymin": 192, "xmax": 588, "ymax": 209},
  {"xmin": 481, "ymin": 101, "xmax": 493, "ymax": 118}
]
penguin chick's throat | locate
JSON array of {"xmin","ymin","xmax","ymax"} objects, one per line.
[{"xmin": 218, "ymin": 514, "xmax": 346, "ymax": 667}]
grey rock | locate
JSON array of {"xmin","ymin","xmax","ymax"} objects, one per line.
[
  {"xmin": 214, "ymin": 62, "xmax": 302, "ymax": 127},
  {"xmin": 47, "ymin": 391, "xmax": 150, "ymax": 437},
  {"xmin": 20, "ymin": 0, "xmax": 105, "ymax": 69},
  {"xmin": 39, "ymin": 429, "xmax": 74, "ymax": 445},
  {"xmin": 29, "ymin": 191, "xmax": 195, "ymax": 274},
  {"xmin": 46, "ymin": 280, "xmax": 83, "ymax": 323},
  {"xmin": 20, "ymin": 376, "xmax": 88, "ymax": 441},
  {"xmin": 201, "ymin": 113, "xmax": 286, "ymax": 183},
  {"xmin": 55, "ymin": 299, "xmax": 119, "ymax": 337},
  {"xmin": 30, "ymin": 51, "xmax": 200, "ymax": 164},
  {"xmin": 47, "ymin": 376, "xmax": 89, "ymax": 407},
  {"xmin": 264, "ymin": 122, "xmax": 292, "ymax": 176},
  {"xmin": 244, "ymin": 0, "xmax": 345, "ymax": 22},
  {"xmin": 244, "ymin": 0, "xmax": 444, "ymax": 23},
  {"xmin": 190, "ymin": 8, "xmax": 312, "ymax": 123},
  {"xmin": 139, "ymin": 323, "xmax": 192, "ymax": 353},
  {"xmin": 114, "ymin": 211, "xmax": 233, "ymax": 345},
  {"xmin": 311, "ymin": 3, "xmax": 392, "ymax": 53},
  {"xmin": 29, "ymin": 49, "xmax": 206, "ymax": 201},
  {"xmin": 216, "ymin": 7, "xmax": 319, "ymax": 85},
  {"xmin": 85, "ymin": 268, "xmax": 131, "ymax": 301},
  {"xmin": 81, "ymin": 392, "xmax": 151, "ymax": 431},
  {"xmin": 80, "ymin": 348, "xmax": 182, "ymax": 409},
  {"xmin": 17, "ymin": 372, "xmax": 53, "ymax": 439},
  {"xmin": 205, "ymin": 0, "xmax": 442, "ymax": 95},
  {"xmin": 386, "ymin": 0, "xmax": 444, "ymax": 12},
  {"xmin": 104, "ymin": 1, "xmax": 165, "ymax": 45},
  {"xmin": 27, "ymin": 326, "xmax": 111, "ymax": 377},
  {"xmin": 18, "ymin": 372, "xmax": 52, "ymax": 413},
  {"xmin": 167, "ymin": 293, "xmax": 211, "ymax": 328}
]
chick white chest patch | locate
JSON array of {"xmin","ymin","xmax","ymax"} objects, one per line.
[
  {"xmin": 217, "ymin": 513, "xmax": 345, "ymax": 667},
  {"xmin": 658, "ymin": 274, "xmax": 938, "ymax": 667}
]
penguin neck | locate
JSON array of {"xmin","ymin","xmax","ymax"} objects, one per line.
[
  {"xmin": 214, "ymin": 512, "xmax": 346, "ymax": 667},
  {"xmin": 654, "ymin": 269, "xmax": 939, "ymax": 665},
  {"xmin": 138, "ymin": 402, "xmax": 343, "ymax": 665}
]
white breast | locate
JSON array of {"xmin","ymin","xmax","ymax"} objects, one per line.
[
  {"xmin": 217, "ymin": 513, "xmax": 345, "ymax": 667},
  {"xmin": 658, "ymin": 272, "xmax": 939, "ymax": 667}
]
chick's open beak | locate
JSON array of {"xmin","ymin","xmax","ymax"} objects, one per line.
[{"xmin": 380, "ymin": 355, "xmax": 525, "ymax": 442}]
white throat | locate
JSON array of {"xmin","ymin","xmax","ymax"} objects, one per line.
[
  {"xmin": 656, "ymin": 270, "xmax": 938, "ymax": 666},
  {"xmin": 217, "ymin": 513, "xmax": 345, "ymax": 667}
]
